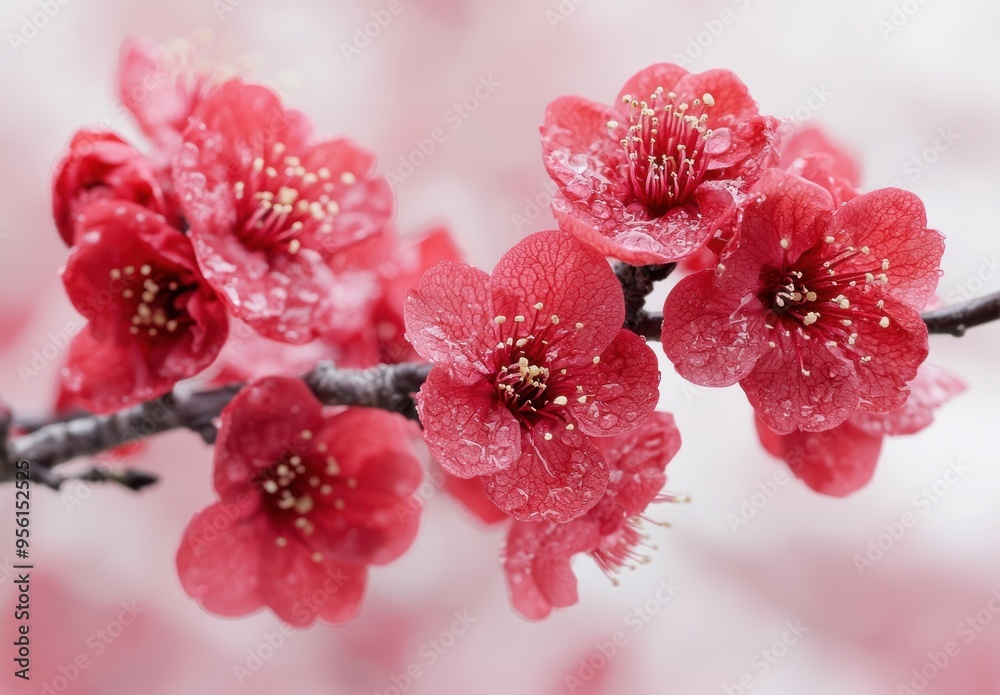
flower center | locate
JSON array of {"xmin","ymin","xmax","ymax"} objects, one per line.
[
  {"xmin": 589, "ymin": 489, "xmax": 688, "ymax": 581},
  {"xmin": 759, "ymin": 236, "xmax": 895, "ymax": 374},
  {"xmin": 487, "ymin": 307, "xmax": 588, "ymax": 433},
  {"xmin": 254, "ymin": 432, "xmax": 357, "ymax": 563},
  {"xmin": 110, "ymin": 263, "xmax": 196, "ymax": 340},
  {"xmin": 232, "ymin": 141, "xmax": 356, "ymax": 256},
  {"xmin": 591, "ymin": 517, "xmax": 646, "ymax": 579},
  {"xmin": 615, "ymin": 88, "xmax": 717, "ymax": 215},
  {"xmin": 495, "ymin": 347, "xmax": 552, "ymax": 414}
]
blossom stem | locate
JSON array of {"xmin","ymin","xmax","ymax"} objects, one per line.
[
  {"xmin": 922, "ymin": 289, "xmax": 1000, "ymax": 337},
  {"xmin": 628, "ymin": 312, "xmax": 667, "ymax": 341},
  {"xmin": 638, "ymin": 290, "xmax": 1000, "ymax": 342},
  {"xmin": 31, "ymin": 465, "xmax": 161, "ymax": 492},
  {"xmin": 616, "ymin": 262, "xmax": 675, "ymax": 338},
  {"xmin": 304, "ymin": 361, "xmax": 431, "ymax": 420},
  {"xmin": 0, "ymin": 362, "xmax": 431, "ymax": 485}
]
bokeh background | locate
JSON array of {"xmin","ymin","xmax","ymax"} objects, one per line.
[{"xmin": 2, "ymin": 0, "xmax": 999, "ymax": 693}]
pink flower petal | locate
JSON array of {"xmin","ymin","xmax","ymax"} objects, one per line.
[
  {"xmin": 597, "ymin": 411, "xmax": 681, "ymax": 516},
  {"xmin": 756, "ymin": 418, "xmax": 882, "ymax": 497},
  {"xmin": 416, "ymin": 368, "xmax": 521, "ymax": 478},
  {"xmin": 778, "ymin": 125, "xmax": 862, "ymax": 187},
  {"xmin": 404, "ymin": 262, "xmax": 496, "ymax": 376},
  {"xmin": 734, "ymin": 169, "xmax": 835, "ymax": 268},
  {"xmin": 491, "ymin": 231, "xmax": 624, "ymax": 363},
  {"xmin": 309, "ymin": 408, "xmax": 424, "ymax": 566},
  {"xmin": 675, "ymin": 68, "xmax": 761, "ymax": 124},
  {"xmin": 60, "ymin": 201, "xmax": 228, "ymax": 412},
  {"xmin": 541, "ymin": 95, "xmax": 620, "ymax": 183},
  {"xmin": 741, "ymin": 332, "xmax": 859, "ymax": 434},
  {"xmin": 213, "ymin": 376, "xmax": 325, "ymax": 498},
  {"xmin": 564, "ymin": 330, "xmax": 660, "ymax": 436},
  {"xmin": 299, "ymin": 139, "xmax": 394, "ymax": 254},
  {"xmin": 551, "ymin": 193, "xmax": 713, "ymax": 265},
  {"xmin": 260, "ymin": 547, "xmax": 368, "ymax": 626},
  {"xmin": 482, "ymin": 426, "xmax": 608, "ymax": 523},
  {"xmin": 118, "ymin": 35, "xmax": 199, "ymax": 153},
  {"xmin": 614, "ymin": 63, "xmax": 690, "ymax": 107},
  {"xmin": 441, "ymin": 471, "xmax": 510, "ymax": 525},
  {"xmin": 176, "ymin": 503, "xmax": 267, "ymax": 618},
  {"xmin": 503, "ymin": 519, "xmax": 601, "ymax": 620},
  {"xmin": 852, "ymin": 363, "xmax": 965, "ymax": 436},
  {"xmin": 850, "ymin": 297, "xmax": 928, "ymax": 414},
  {"xmin": 661, "ymin": 270, "xmax": 769, "ymax": 387},
  {"xmin": 833, "ymin": 188, "xmax": 944, "ymax": 309}
]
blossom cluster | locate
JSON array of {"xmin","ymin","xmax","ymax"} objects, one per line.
[
  {"xmin": 47, "ymin": 40, "xmax": 962, "ymax": 626},
  {"xmin": 541, "ymin": 65, "xmax": 960, "ymax": 497},
  {"xmin": 51, "ymin": 36, "xmax": 452, "ymax": 625}
]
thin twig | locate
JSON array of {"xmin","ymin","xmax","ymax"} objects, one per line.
[
  {"xmin": 923, "ymin": 289, "xmax": 1000, "ymax": 337},
  {"xmin": 616, "ymin": 272, "xmax": 1000, "ymax": 343},
  {"xmin": 5, "ymin": 281, "xmax": 997, "ymax": 488},
  {"xmin": 0, "ymin": 362, "xmax": 430, "ymax": 484},
  {"xmin": 31, "ymin": 465, "xmax": 160, "ymax": 492}
]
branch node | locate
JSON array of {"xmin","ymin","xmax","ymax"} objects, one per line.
[{"xmin": 616, "ymin": 262, "xmax": 674, "ymax": 340}]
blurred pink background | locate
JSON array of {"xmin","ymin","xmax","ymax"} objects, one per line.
[{"xmin": 2, "ymin": 0, "xmax": 1000, "ymax": 693}]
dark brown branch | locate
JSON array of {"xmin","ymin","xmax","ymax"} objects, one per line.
[
  {"xmin": 305, "ymin": 361, "xmax": 432, "ymax": 421},
  {"xmin": 31, "ymin": 465, "xmax": 160, "ymax": 492},
  {"xmin": 628, "ymin": 312, "xmax": 665, "ymax": 341},
  {"xmin": 638, "ymin": 290, "xmax": 1000, "ymax": 342},
  {"xmin": 5, "ymin": 282, "xmax": 995, "ymax": 488},
  {"xmin": 6, "ymin": 384, "xmax": 240, "ymax": 473},
  {"xmin": 0, "ymin": 402, "xmax": 10, "ymax": 452},
  {"xmin": 1, "ymin": 362, "xmax": 430, "ymax": 484},
  {"xmin": 616, "ymin": 262, "xmax": 674, "ymax": 338},
  {"xmin": 922, "ymin": 289, "xmax": 1000, "ymax": 337},
  {"xmin": 13, "ymin": 409, "xmax": 90, "ymax": 434}
]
